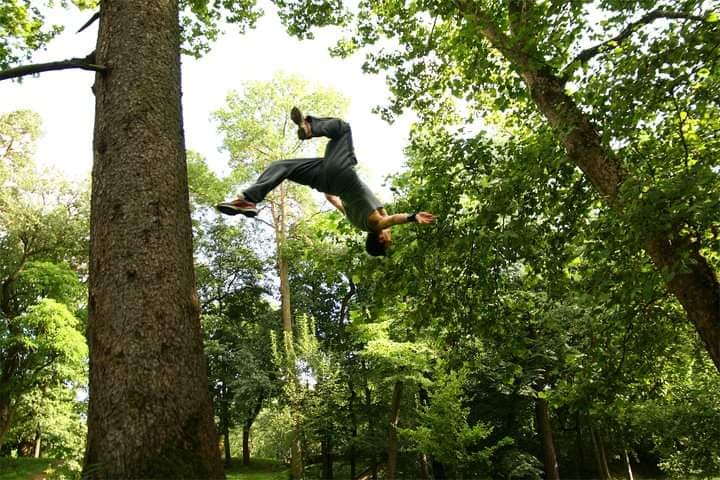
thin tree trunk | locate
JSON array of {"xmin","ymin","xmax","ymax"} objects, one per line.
[
  {"xmin": 363, "ymin": 371, "xmax": 377, "ymax": 480},
  {"xmin": 432, "ymin": 459, "xmax": 447, "ymax": 480},
  {"xmin": 575, "ymin": 412, "xmax": 585, "ymax": 479},
  {"xmin": 221, "ymin": 390, "xmax": 232, "ymax": 468},
  {"xmin": 0, "ymin": 396, "xmax": 11, "ymax": 447},
  {"xmin": 624, "ymin": 448, "xmax": 634, "ymax": 480},
  {"xmin": 272, "ymin": 189, "xmax": 302, "ymax": 478},
  {"xmin": 387, "ymin": 381, "xmax": 403, "ymax": 480},
  {"xmin": 590, "ymin": 424, "xmax": 611, "ymax": 480},
  {"xmin": 242, "ymin": 424, "xmax": 250, "ymax": 466},
  {"xmin": 321, "ymin": 436, "xmax": 333, "ymax": 479},
  {"xmin": 418, "ymin": 453, "xmax": 431, "ymax": 480},
  {"xmin": 534, "ymin": 397, "xmax": 560, "ymax": 480},
  {"xmin": 33, "ymin": 429, "xmax": 41, "ymax": 458},
  {"xmin": 223, "ymin": 420, "xmax": 232, "ymax": 468},
  {"xmin": 242, "ymin": 395, "xmax": 264, "ymax": 467},
  {"xmin": 279, "ymin": 256, "xmax": 292, "ymax": 333},
  {"xmin": 460, "ymin": 2, "xmax": 720, "ymax": 372},
  {"xmin": 349, "ymin": 381, "xmax": 358, "ymax": 480},
  {"xmin": 290, "ymin": 432, "xmax": 303, "ymax": 480},
  {"xmin": 274, "ymin": 185, "xmax": 293, "ymax": 335},
  {"xmin": 83, "ymin": 1, "xmax": 222, "ymax": 477}
]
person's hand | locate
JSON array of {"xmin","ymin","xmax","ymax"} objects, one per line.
[{"xmin": 416, "ymin": 212, "xmax": 435, "ymax": 224}]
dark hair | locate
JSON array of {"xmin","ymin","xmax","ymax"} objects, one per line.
[{"xmin": 365, "ymin": 232, "xmax": 386, "ymax": 257}]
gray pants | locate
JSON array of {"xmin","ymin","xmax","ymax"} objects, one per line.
[{"xmin": 243, "ymin": 116, "xmax": 357, "ymax": 203}]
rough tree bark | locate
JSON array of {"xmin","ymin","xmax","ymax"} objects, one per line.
[
  {"xmin": 459, "ymin": 2, "xmax": 720, "ymax": 372},
  {"xmin": 83, "ymin": 1, "xmax": 223, "ymax": 477}
]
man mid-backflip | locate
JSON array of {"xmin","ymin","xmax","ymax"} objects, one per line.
[{"xmin": 216, "ymin": 107, "xmax": 435, "ymax": 256}]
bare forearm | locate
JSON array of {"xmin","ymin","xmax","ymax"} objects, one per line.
[
  {"xmin": 376, "ymin": 213, "xmax": 412, "ymax": 230},
  {"xmin": 326, "ymin": 195, "xmax": 346, "ymax": 215}
]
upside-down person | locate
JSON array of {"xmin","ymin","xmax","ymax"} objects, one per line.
[{"xmin": 216, "ymin": 107, "xmax": 435, "ymax": 256}]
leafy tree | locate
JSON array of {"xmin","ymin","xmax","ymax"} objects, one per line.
[
  {"xmin": 277, "ymin": 0, "xmax": 720, "ymax": 372},
  {"xmin": 270, "ymin": 315, "xmax": 346, "ymax": 479},
  {"xmin": 0, "ymin": 110, "xmax": 88, "ymax": 450},
  {"xmin": 213, "ymin": 73, "xmax": 348, "ymax": 478},
  {"xmin": 1, "ymin": 2, "xmax": 346, "ymax": 475},
  {"xmin": 213, "ymin": 72, "xmax": 348, "ymax": 335},
  {"xmin": 194, "ymin": 216, "xmax": 277, "ymax": 467},
  {"xmin": 0, "ymin": 0, "xmax": 96, "ymax": 70},
  {"xmin": 3, "ymin": 360, "xmax": 87, "ymax": 469},
  {"xmin": 0, "ymin": 298, "xmax": 86, "ymax": 448}
]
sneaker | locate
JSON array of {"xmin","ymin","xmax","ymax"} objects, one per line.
[
  {"xmin": 291, "ymin": 106, "xmax": 311, "ymax": 140},
  {"xmin": 215, "ymin": 195, "xmax": 258, "ymax": 217}
]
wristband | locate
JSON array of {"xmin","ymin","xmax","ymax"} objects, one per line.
[{"xmin": 407, "ymin": 212, "xmax": 418, "ymax": 223}]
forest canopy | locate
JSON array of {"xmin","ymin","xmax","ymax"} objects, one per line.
[{"xmin": 0, "ymin": 0, "xmax": 719, "ymax": 479}]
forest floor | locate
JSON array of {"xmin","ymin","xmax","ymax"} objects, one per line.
[
  {"xmin": 225, "ymin": 458, "xmax": 289, "ymax": 480},
  {"xmin": 0, "ymin": 458, "xmax": 68, "ymax": 480}
]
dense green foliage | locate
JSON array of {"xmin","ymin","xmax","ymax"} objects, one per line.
[
  {"xmin": 0, "ymin": 111, "xmax": 88, "ymax": 469},
  {"xmin": 2, "ymin": 1, "xmax": 720, "ymax": 479}
]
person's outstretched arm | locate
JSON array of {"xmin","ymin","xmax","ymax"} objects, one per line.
[
  {"xmin": 325, "ymin": 194, "xmax": 346, "ymax": 215},
  {"xmin": 372, "ymin": 209, "xmax": 435, "ymax": 230}
]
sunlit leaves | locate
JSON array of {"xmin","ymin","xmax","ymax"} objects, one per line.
[{"xmin": 180, "ymin": 0, "xmax": 263, "ymax": 57}]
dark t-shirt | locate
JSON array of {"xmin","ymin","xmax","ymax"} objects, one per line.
[
  {"xmin": 307, "ymin": 117, "xmax": 383, "ymax": 231},
  {"xmin": 340, "ymin": 172, "xmax": 383, "ymax": 232}
]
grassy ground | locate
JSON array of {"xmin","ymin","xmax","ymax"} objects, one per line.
[
  {"xmin": 0, "ymin": 458, "xmax": 62, "ymax": 480},
  {"xmin": 1, "ymin": 457, "xmax": 290, "ymax": 480},
  {"xmin": 225, "ymin": 458, "xmax": 290, "ymax": 480}
]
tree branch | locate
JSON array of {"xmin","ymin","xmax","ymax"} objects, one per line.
[
  {"xmin": 565, "ymin": 10, "xmax": 709, "ymax": 73},
  {"xmin": 0, "ymin": 53, "xmax": 106, "ymax": 82},
  {"xmin": 77, "ymin": 11, "xmax": 100, "ymax": 33}
]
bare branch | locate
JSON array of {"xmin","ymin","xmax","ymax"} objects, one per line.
[
  {"xmin": 566, "ymin": 10, "xmax": 709, "ymax": 73},
  {"xmin": 253, "ymin": 217, "xmax": 275, "ymax": 229},
  {"xmin": 77, "ymin": 11, "xmax": 100, "ymax": 33},
  {"xmin": 0, "ymin": 53, "xmax": 106, "ymax": 82}
]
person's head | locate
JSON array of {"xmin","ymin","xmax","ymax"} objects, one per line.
[{"xmin": 365, "ymin": 229, "xmax": 393, "ymax": 257}]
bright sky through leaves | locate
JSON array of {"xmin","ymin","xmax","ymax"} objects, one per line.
[{"xmin": 0, "ymin": 0, "xmax": 411, "ymax": 201}]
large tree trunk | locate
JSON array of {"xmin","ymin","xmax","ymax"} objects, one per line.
[
  {"xmin": 386, "ymin": 381, "xmax": 403, "ymax": 480},
  {"xmin": 534, "ymin": 397, "xmax": 560, "ymax": 480},
  {"xmin": 460, "ymin": 3, "xmax": 720, "ymax": 372},
  {"xmin": 520, "ymin": 67, "xmax": 720, "ymax": 371},
  {"xmin": 84, "ymin": 1, "xmax": 222, "ymax": 477}
]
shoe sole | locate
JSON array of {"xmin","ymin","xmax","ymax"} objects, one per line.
[
  {"xmin": 216, "ymin": 203, "xmax": 258, "ymax": 218},
  {"xmin": 290, "ymin": 107, "xmax": 303, "ymax": 126},
  {"xmin": 291, "ymin": 107, "xmax": 311, "ymax": 140}
]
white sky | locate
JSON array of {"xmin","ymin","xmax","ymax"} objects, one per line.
[{"xmin": 0, "ymin": 1, "xmax": 412, "ymax": 201}]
